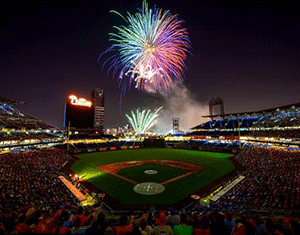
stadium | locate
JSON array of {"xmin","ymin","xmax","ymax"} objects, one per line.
[
  {"xmin": 1, "ymin": 94, "xmax": 300, "ymax": 234},
  {"xmin": 1, "ymin": 0, "xmax": 300, "ymax": 234}
]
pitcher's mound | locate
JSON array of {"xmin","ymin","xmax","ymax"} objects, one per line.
[{"xmin": 144, "ymin": 170, "xmax": 158, "ymax": 174}]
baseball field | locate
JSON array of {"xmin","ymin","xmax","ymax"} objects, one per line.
[{"xmin": 70, "ymin": 148, "xmax": 235, "ymax": 207}]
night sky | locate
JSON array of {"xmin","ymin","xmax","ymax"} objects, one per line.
[{"xmin": 1, "ymin": 0, "xmax": 299, "ymax": 130}]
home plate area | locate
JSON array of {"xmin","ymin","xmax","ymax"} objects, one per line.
[{"xmin": 98, "ymin": 160, "xmax": 206, "ymax": 195}]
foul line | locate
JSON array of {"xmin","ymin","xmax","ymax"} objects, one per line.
[
  {"xmin": 110, "ymin": 172, "xmax": 138, "ymax": 185},
  {"xmin": 161, "ymin": 172, "xmax": 195, "ymax": 185}
]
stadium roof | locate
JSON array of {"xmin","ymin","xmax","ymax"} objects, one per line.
[
  {"xmin": 0, "ymin": 96, "xmax": 27, "ymax": 105},
  {"xmin": 202, "ymin": 102, "xmax": 300, "ymax": 119}
]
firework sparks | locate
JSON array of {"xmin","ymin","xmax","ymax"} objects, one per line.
[
  {"xmin": 104, "ymin": 0, "xmax": 190, "ymax": 94},
  {"xmin": 126, "ymin": 106, "xmax": 163, "ymax": 134},
  {"xmin": 125, "ymin": 63, "xmax": 164, "ymax": 88}
]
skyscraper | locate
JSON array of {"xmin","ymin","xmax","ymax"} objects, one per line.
[{"xmin": 91, "ymin": 88, "xmax": 105, "ymax": 132}]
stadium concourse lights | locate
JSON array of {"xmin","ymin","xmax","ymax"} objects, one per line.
[{"xmin": 164, "ymin": 136, "xmax": 190, "ymax": 141}]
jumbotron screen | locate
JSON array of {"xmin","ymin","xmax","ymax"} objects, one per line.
[{"xmin": 64, "ymin": 95, "xmax": 94, "ymax": 129}]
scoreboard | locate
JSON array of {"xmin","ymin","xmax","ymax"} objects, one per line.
[{"xmin": 64, "ymin": 95, "xmax": 94, "ymax": 129}]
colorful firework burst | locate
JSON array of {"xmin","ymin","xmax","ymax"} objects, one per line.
[
  {"xmin": 104, "ymin": 0, "xmax": 190, "ymax": 94},
  {"xmin": 126, "ymin": 106, "xmax": 163, "ymax": 134}
]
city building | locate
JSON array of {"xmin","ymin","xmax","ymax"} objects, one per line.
[{"xmin": 91, "ymin": 88, "xmax": 105, "ymax": 132}]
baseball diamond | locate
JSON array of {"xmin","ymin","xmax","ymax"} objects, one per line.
[
  {"xmin": 98, "ymin": 160, "xmax": 206, "ymax": 185},
  {"xmin": 68, "ymin": 148, "xmax": 238, "ymax": 209}
]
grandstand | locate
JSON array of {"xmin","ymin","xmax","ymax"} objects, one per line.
[
  {"xmin": 0, "ymin": 146, "xmax": 299, "ymax": 235},
  {"xmin": 0, "ymin": 97, "xmax": 63, "ymax": 151},
  {"xmin": 56, "ymin": 138, "xmax": 143, "ymax": 153},
  {"xmin": 1, "ymin": 99, "xmax": 300, "ymax": 235},
  {"xmin": 0, "ymin": 97, "xmax": 53, "ymax": 130},
  {"xmin": 188, "ymin": 102, "xmax": 300, "ymax": 149}
]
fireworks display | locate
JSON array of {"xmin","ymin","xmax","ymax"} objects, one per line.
[
  {"xmin": 105, "ymin": 0, "xmax": 190, "ymax": 94},
  {"xmin": 126, "ymin": 107, "xmax": 163, "ymax": 134}
]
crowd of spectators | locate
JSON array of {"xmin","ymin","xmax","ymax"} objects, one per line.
[
  {"xmin": 0, "ymin": 104, "xmax": 52, "ymax": 131},
  {"xmin": 190, "ymin": 109, "xmax": 300, "ymax": 141},
  {"xmin": 0, "ymin": 148, "xmax": 78, "ymax": 211},
  {"xmin": 1, "ymin": 146, "xmax": 300, "ymax": 234},
  {"xmin": 0, "ymin": 204, "xmax": 299, "ymax": 235},
  {"xmin": 0, "ymin": 133, "xmax": 57, "ymax": 143},
  {"xmin": 0, "ymin": 105, "xmax": 31, "ymax": 118},
  {"xmin": 216, "ymin": 147, "xmax": 300, "ymax": 211},
  {"xmin": 0, "ymin": 116, "xmax": 53, "ymax": 130},
  {"xmin": 251, "ymin": 111, "xmax": 300, "ymax": 129},
  {"xmin": 248, "ymin": 130, "xmax": 300, "ymax": 139}
]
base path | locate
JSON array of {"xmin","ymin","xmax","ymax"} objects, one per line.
[
  {"xmin": 161, "ymin": 172, "xmax": 195, "ymax": 185},
  {"xmin": 98, "ymin": 160, "xmax": 206, "ymax": 185},
  {"xmin": 64, "ymin": 155, "xmax": 243, "ymax": 211}
]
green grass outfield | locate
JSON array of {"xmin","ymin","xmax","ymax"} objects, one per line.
[{"xmin": 70, "ymin": 148, "xmax": 234, "ymax": 206}]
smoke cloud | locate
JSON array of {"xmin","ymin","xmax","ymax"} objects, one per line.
[{"xmin": 151, "ymin": 83, "xmax": 209, "ymax": 134}]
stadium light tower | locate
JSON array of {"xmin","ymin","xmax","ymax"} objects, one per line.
[
  {"xmin": 172, "ymin": 118, "xmax": 180, "ymax": 134},
  {"xmin": 209, "ymin": 97, "xmax": 225, "ymax": 120}
]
